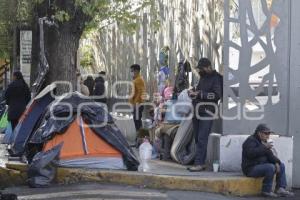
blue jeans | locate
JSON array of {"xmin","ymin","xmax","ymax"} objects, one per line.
[
  {"xmin": 247, "ymin": 163, "xmax": 287, "ymax": 193},
  {"xmin": 192, "ymin": 114, "xmax": 213, "ymax": 165}
]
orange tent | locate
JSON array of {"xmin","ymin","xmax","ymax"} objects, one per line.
[
  {"xmin": 27, "ymin": 92, "xmax": 139, "ymax": 171},
  {"xmin": 43, "ymin": 118, "xmax": 122, "ymax": 161}
]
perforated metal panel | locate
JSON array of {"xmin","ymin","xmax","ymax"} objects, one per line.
[{"xmin": 223, "ymin": 0, "xmax": 290, "ymax": 136}]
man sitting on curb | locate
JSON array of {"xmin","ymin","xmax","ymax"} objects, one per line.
[{"xmin": 242, "ymin": 124, "xmax": 294, "ymax": 198}]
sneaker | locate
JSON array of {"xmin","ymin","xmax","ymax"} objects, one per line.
[
  {"xmin": 262, "ymin": 192, "xmax": 279, "ymax": 198},
  {"xmin": 187, "ymin": 165, "xmax": 206, "ymax": 172},
  {"xmin": 276, "ymin": 187, "xmax": 295, "ymax": 197}
]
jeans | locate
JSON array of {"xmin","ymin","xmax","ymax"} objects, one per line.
[
  {"xmin": 133, "ymin": 105, "xmax": 144, "ymax": 131},
  {"xmin": 192, "ymin": 113, "xmax": 213, "ymax": 165},
  {"xmin": 247, "ymin": 163, "xmax": 287, "ymax": 193}
]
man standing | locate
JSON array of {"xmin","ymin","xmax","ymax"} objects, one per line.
[
  {"xmin": 242, "ymin": 124, "xmax": 294, "ymax": 197},
  {"xmin": 129, "ymin": 64, "xmax": 146, "ymax": 131},
  {"xmin": 5, "ymin": 71, "xmax": 31, "ymax": 130},
  {"xmin": 83, "ymin": 76, "xmax": 95, "ymax": 96},
  {"xmin": 188, "ymin": 58, "xmax": 222, "ymax": 172},
  {"xmin": 94, "ymin": 71, "xmax": 107, "ymax": 104}
]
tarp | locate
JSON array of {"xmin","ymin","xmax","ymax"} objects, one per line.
[
  {"xmin": 11, "ymin": 84, "xmax": 56, "ymax": 156},
  {"xmin": 58, "ymin": 157, "xmax": 125, "ymax": 169},
  {"xmin": 27, "ymin": 143, "xmax": 62, "ymax": 188},
  {"xmin": 29, "ymin": 92, "xmax": 139, "ymax": 171},
  {"xmin": 2, "ymin": 122, "xmax": 13, "ymax": 144}
]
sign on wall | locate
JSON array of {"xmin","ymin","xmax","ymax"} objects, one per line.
[{"xmin": 20, "ymin": 30, "xmax": 32, "ymax": 85}]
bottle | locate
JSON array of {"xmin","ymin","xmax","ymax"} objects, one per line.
[{"xmin": 139, "ymin": 138, "xmax": 153, "ymax": 172}]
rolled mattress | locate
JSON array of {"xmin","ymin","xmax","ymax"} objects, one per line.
[{"xmin": 170, "ymin": 119, "xmax": 196, "ymax": 165}]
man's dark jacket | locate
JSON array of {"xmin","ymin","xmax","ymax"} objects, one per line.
[
  {"xmin": 242, "ymin": 134, "xmax": 281, "ymax": 175},
  {"xmin": 93, "ymin": 77, "xmax": 107, "ymax": 104},
  {"xmin": 193, "ymin": 70, "xmax": 223, "ymax": 115},
  {"xmin": 5, "ymin": 79, "xmax": 31, "ymax": 121},
  {"xmin": 83, "ymin": 77, "xmax": 95, "ymax": 96}
]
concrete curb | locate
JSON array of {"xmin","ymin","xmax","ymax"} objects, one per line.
[
  {"xmin": 5, "ymin": 163, "xmax": 262, "ymax": 196},
  {"xmin": 0, "ymin": 167, "xmax": 27, "ymax": 188}
]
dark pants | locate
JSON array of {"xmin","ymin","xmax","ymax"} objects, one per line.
[
  {"xmin": 247, "ymin": 163, "xmax": 287, "ymax": 193},
  {"xmin": 10, "ymin": 119, "xmax": 18, "ymax": 131},
  {"xmin": 192, "ymin": 113, "xmax": 213, "ymax": 165},
  {"xmin": 133, "ymin": 105, "xmax": 144, "ymax": 131},
  {"xmin": 161, "ymin": 134, "xmax": 172, "ymax": 160}
]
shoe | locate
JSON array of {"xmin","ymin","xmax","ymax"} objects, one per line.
[
  {"xmin": 262, "ymin": 192, "xmax": 279, "ymax": 198},
  {"xmin": 188, "ymin": 165, "xmax": 206, "ymax": 172},
  {"xmin": 276, "ymin": 187, "xmax": 295, "ymax": 197}
]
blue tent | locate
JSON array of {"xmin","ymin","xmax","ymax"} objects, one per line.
[{"xmin": 11, "ymin": 84, "xmax": 56, "ymax": 156}]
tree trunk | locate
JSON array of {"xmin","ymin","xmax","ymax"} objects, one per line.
[
  {"xmin": 30, "ymin": 0, "xmax": 89, "ymax": 94},
  {"xmin": 44, "ymin": 23, "xmax": 80, "ymax": 93}
]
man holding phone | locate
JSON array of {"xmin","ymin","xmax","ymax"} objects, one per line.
[{"xmin": 187, "ymin": 58, "xmax": 223, "ymax": 172}]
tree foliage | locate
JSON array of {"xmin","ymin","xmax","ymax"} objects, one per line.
[
  {"xmin": 0, "ymin": 0, "xmax": 37, "ymax": 58},
  {"xmin": 0, "ymin": 0, "xmax": 157, "ymax": 59},
  {"xmin": 0, "ymin": 0, "xmax": 16, "ymax": 58},
  {"xmin": 80, "ymin": 44, "xmax": 94, "ymax": 69}
]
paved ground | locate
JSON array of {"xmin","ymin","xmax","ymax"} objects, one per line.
[
  {"xmin": 146, "ymin": 159, "xmax": 244, "ymax": 177},
  {"xmin": 0, "ymin": 135, "xmax": 8, "ymax": 167},
  {"xmin": 2, "ymin": 183, "xmax": 299, "ymax": 200},
  {"xmin": 1, "ymin": 134, "xmax": 299, "ymax": 199}
]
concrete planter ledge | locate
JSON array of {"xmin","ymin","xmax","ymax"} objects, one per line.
[{"xmin": 4, "ymin": 161, "xmax": 263, "ymax": 196}]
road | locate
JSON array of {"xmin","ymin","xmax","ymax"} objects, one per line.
[{"xmin": 2, "ymin": 183, "xmax": 299, "ymax": 200}]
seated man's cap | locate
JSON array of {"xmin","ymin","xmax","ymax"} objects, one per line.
[{"xmin": 255, "ymin": 124, "xmax": 273, "ymax": 134}]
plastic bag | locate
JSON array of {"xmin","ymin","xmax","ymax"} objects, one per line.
[
  {"xmin": 2, "ymin": 122, "xmax": 13, "ymax": 144},
  {"xmin": 27, "ymin": 143, "xmax": 63, "ymax": 188},
  {"xmin": 139, "ymin": 139, "xmax": 153, "ymax": 172},
  {"xmin": 0, "ymin": 111, "xmax": 8, "ymax": 132},
  {"xmin": 164, "ymin": 100, "xmax": 182, "ymax": 124},
  {"xmin": 177, "ymin": 89, "xmax": 192, "ymax": 102},
  {"xmin": 176, "ymin": 89, "xmax": 193, "ymax": 115}
]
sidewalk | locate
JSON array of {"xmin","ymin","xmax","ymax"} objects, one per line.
[
  {"xmin": 2, "ymin": 159, "xmax": 262, "ymax": 196},
  {"xmin": 0, "ymin": 135, "xmax": 262, "ymax": 196}
]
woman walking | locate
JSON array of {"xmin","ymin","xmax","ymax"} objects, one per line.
[{"xmin": 5, "ymin": 71, "xmax": 31, "ymax": 130}]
